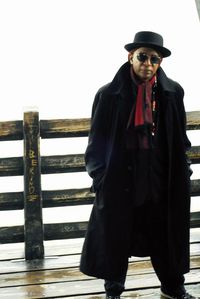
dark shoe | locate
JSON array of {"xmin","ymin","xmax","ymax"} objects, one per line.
[
  {"xmin": 106, "ymin": 296, "xmax": 120, "ymax": 299},
  {"xmin": 161, "ymin": 286, "xmax": 197, "ymax": 298}
]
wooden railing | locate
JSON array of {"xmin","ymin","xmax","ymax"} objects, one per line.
[{"xmin": 0, "ymin": 111, "xmax": 200, "ymax": 260}]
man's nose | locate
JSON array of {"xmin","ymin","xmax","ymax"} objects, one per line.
[{"xmin": 144, "ymin": 57, "xmax": 151, "ymax": 66}]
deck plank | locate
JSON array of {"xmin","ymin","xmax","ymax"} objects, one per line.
[
  {"xmin": 65, "ymin": 284, "xmax": 200, "ymax": 299},
  {"xmin": 0, "ymin": 243, "xmax": 199, "ymax": 275},
  {"xmin": 0, "ymin": 231, "xmax": 199, "ymax": 298},
  {"xmin": 0, "ymin": 229, "xmax": 199, "ymax": 261},
  {"xmin": 0, "ymin": 270, "xmax": 199, "ymax": 298},
  {"xmin": 0, "ymin": 256, "xmax": 199, "ymax": 289}
]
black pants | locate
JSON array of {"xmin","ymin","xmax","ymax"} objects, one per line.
[
  {"xmin": 105, "ymin": 202, "xmax": 185, "ymax": 296},
  {"xmin": 105, "ymin": 255, "xmax": 185, "ymax": 296}
]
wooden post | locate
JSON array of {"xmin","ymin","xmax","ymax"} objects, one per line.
[{"xmin": 23, "ymin": 110, "xmax": 44, "ymax": 260}]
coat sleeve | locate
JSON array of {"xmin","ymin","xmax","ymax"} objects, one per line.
[
  {"xmin": 175, "ymin": 82, "xmax": 192, "ymax": 175},
  {"xmin": 85, "ymin": 87, "xmax": 110, "ymax": 189},
  {"xmin": 174, "ymin": 82, "xmax": 191, "ymax": 150}
]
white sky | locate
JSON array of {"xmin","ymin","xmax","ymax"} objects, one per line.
[
  {"xmin": 0, "ymin": 0, "xmax": 200, "ymax": 225},
  {"xmin": 0, "ymin": 0, "xmax": 200, "ymax": 122}
]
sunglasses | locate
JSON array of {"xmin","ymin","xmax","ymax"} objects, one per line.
[{"xmin": 136, "ymin": 52, "xmax": 161, "ymax": 65}]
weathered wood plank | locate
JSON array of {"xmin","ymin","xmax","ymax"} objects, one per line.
[
  {"xmin": 0, "ymin": 120, "xmax": 23, "ymax": 141},
  {"xmin": 191, "ymin": 179, "xmax": 200, "ymax": 196},
  {"xmin": 0, "ymin": 188, "xmax": 94, "ymax": 210},
  {"xmin": 0, "ymin": 147, "xmax": 200, "ymax": 176},
  {"xmin": 0, "ymin": 227, "xmax": 199, "ymax": 261},
  {"xmin": 23, "ymin": 111, "xmax": 44, "ymax": 260},
  {"xmin": 0, "ymin": 238, "xmax": 85, "ymax": 260},
  {"xmin": 44, "ymin": 215, "xmax": 200, "ymax": 241},
  {"xmin": 1, "ymin": 180, "xmax": 200, "ymax": 210},
  {"xmin": 0, "ymin": 243, "xmax": 199, "ymax": 274},
  {"xmin": 0, "ymin": 111, "xmax": 199, "ymax": 142},
  {"xmin": 0, "ymin": 225, "xmax": 24, "ymax": 243},
  {"xmin": 41, "ymin": 154, "xmax": 85, "ymax": 174},
  {"xmin": 0, "ymin": 269, "xmax": 199, "ymax": 298},
  {"xmin": 40, "ymin": 118, "xmax": 90, "ymax": 138},
  {"xmin": 0, "ymin": 222, "xmax": 87, "ymax": 244},
  {"xmin": 0, "ymin": 154, "xmax": 86, "ymax": 176},
  {"xmin": 1, "ymin": 214, "xmax": 200, "ymax": 244},
  {"xmin": 0, "ymin": 256, "xmax": 199, "ymax": 288},
  {"xmin": 42, "ymin": 188, "xmax": 94, "ymax": 207},
  {"xmin": 0, "ymin": 255, "xmax": 81, "ymax": 274},
  {"xmin": 186, "ymin": 111, "xmax": 200, "ymax": 130},
  {"xmin": 191, "ymin": 211, "xmax": 200, "ymax": 228},
  {"xmin": 187, "ymin": 146, "xmax": 200, "ymax": 164},
  {"xmin": 44, "ymin": 221, "xmax": 88, "ymax": 240},
  {"xmin": 66, "ymin": 284, "xmax": 200, "ymax": 299},
  {"xmin": 0, "ymin": 157, "xmax": 23, "ymax": 176},
  {"xmin": 0, "ymin": 192, "xmax": 24, "ymax": 210}
]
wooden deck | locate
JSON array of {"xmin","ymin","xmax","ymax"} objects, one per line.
[
  {"xmin": 0, "ymin": 229, "xmax": 199, "ymax": 298},
  {"xmin": 0, "ymin": 111, "xmax": 200, "ymax": 297}
]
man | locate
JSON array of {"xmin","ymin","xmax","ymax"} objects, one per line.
[{"xmin": 80, "ymin": 31, "xmax": 195, "ymax": 299}]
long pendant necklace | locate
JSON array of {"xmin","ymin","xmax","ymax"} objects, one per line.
[{"xmin": 151, "ymin": 77, "xmax": 157, "ymax": 136}]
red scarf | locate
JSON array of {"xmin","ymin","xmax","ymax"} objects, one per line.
[
  {"xmin": 126, "ymin": 68, "xmax": 156, "ymax": 149},
  {"xmin": 131, "ymin": 67, "xmax": 156, "ymax": 127}
]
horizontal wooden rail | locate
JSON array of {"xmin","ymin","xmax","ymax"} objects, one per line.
[
  {"xmin": 0, "ymin": 222, "xmax": 87, "ymax": 243},
  {"xmin": 187, "ymin": 146, "xmax": 200, "ymax": 164},
  {"xmin": 0, "ymin": 180, "xmax": 200, "ymax": 211},
  {"xmin": 1, "ymin": 147, "xmax": 200, "ymax": 177},
  {"xmin": 0, "ymin": 111, "xmax": 200, "ymax": 141},
  {"xmin": 0, "ymin": 154, "xmax": 85, "ymax": 176},
  {"xmin": 0, "ymin": 157, "xmax": 23, "ymax": 176},
  {"xmin": 40, "ymin": 119, "xmax": 90, "ymax": 138},
  {"xmin": 0, "ymin": 212, "xmax": 199, "ymax": 244},
  {"xmin": 41, "ymin": 154, "xmax": 85, "ymax": 174},
  {"xmin": 0, "ymin": 119, "xmax": 90, "ymax": 141},
  {"xmin": 190, "ymin": 211, "xmax": 200, "ymax": 228},
  {"xmin": 186, "ymin": 111, "xmax": 200, "ymax": 129},
  {"xmin": 191, "ymin": 179, "xmax": 200, "ymax": 196},
  {"xmin": 0, "ymin": 120, "xmax": 23, "ymax": 141},
  {"xmin": 0, "ymin": 225, "xmax": 24, "ymax": 243},
  {"xmin": 44, "ymin": 222, "xmax": 87, "ymax": 240},
  {"xmin": 42, "ymin": 188, "xmax": 94, "ymax": 207},
  {"xmin": 0, "ymin": 192, "xmax": 24, "ymax": 210},
  {"xmin": 0, "ymin": 188, "xmax": 94, "ymax": 210}
]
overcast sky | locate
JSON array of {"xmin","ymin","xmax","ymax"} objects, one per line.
[{"xmin": 0, "ymin": 0, "xmax": 200, "ymax": 122}]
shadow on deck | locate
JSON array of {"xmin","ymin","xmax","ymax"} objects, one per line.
[{"xmin": 0, "ymin": 229, "xmax": 199, "ymax": 299}]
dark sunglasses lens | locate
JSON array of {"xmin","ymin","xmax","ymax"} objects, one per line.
[
  {"xmin": 137, "ymin": 53, "xmax": 148, "ymax": 62},
  {"xmin": 137, "ymin": 53, "xmax": 161, "ymax": 64},
  {"xmin": 150, "ymin": 56, "xmax": 160, "ymax": 64}
]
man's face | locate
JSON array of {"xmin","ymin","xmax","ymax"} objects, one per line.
[{"xmin": 129, "ymin": 47, "xmax": 162, "ymax": 82}]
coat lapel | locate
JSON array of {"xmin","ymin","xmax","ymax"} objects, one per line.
[{"xmin": 157, "ymin": 67, "xmax": 176, "ymax": 162}]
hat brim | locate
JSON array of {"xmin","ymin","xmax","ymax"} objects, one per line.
[{"xmin": 124, "ymin": 42, "xmax": 171, "ymax": 57}]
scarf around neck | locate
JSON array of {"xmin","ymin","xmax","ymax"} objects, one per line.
[
  {"xmin": 131, "ymin": 67, "xmax": 156, "ymax": 127},
  {"xmin": 126, "ymin": 67, "xmax": 157, "ymax": 149}
]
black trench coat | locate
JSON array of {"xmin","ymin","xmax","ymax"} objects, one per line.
[{"xmin": 80, "ymin": 62, "xmax": 191, "ymax": 281}]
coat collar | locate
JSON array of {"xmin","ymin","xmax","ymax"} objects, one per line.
[
  {"xmin": 106, "ymin": 61, "xmax": 176, "ymax": 95},
  {"xmin": 157, "ymin": 67, "xmax": 176, "ymax": 93}
]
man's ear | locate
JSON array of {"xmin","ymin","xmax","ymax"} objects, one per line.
[
  {"xmin": 128, "ymin": 52, "xmax": 133, "ymax": 64},
  {"xmin": 159, "ymin": 57, "xmax": 163, "ymax": 66}
]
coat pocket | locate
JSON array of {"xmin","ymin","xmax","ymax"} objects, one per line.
[{"xmin": 92, "ymin": 171, "xmax": 105, "ymax": 192}]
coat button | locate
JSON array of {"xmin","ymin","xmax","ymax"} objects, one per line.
[
  {"xmin": 127, "ymin": 165, "xmax": 132, "ymax": 171},
  {"xmin": 124, "ymin": 187, "xmax": 130, "ymax": 192}
]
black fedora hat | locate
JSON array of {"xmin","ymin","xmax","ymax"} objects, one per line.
[{"xmin": 124, "ymin": 31, "xmax": 171, "ymax": 57}]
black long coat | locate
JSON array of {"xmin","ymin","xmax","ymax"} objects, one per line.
[{"xmin": 80, "ymin": 62, "xmax": 191, "ymax": 281}]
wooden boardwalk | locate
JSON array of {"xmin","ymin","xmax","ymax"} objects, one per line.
[
  {"xmin": 0, "ymin": 111, "xmax": 200, "ymax": 298},
  {"xmin": 0, "ymin": 229, "xmax": 199, "ymax": 299}
]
